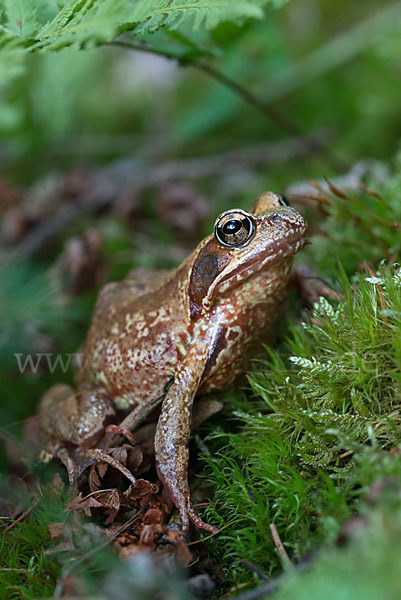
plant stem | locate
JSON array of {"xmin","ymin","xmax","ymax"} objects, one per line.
[{"xmin": 107, "ymin": 40, "xmax": 346, "ymax": 172}]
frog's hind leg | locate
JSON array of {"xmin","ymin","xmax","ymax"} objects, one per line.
[
  {"xmin": 39, "ymin": 384, "xmax": 116, "ymax": 447},
  {"xmin": 40, "ymin": 442, "xmax": 79, "ymax": 487},
  {"xmin": 38, "ymin": 384, "xmax": 136, "ymax": 486}
]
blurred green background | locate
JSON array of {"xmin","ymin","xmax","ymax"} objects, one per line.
[{"xmin": 2, "ymin": 0, "xmax": 401, "ymax": 182}]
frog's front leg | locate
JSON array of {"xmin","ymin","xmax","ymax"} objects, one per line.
[{"xmin": 154, "ymin": 346, "xmax": 219, "ymax": 536}]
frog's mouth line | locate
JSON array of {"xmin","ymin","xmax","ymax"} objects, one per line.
[{"xmin": 203, "ymin": 227, "xmax": 306, "ymax": 309}]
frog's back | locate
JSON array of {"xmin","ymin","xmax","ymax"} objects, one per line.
[{"xmin": 79, "ymin": 268, "xmax": 189, "ymax": 409}]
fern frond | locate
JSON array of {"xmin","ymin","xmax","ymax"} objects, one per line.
[
  {"xmin": 1, "ymin": 0, "xmax": 272, "ymax": 53},
  {"xmin": 3, "ymin": 0, "xmax": 39, "ymax": 37},
  {"xmin": 131, "ymin": 0, "xmax": 265, "ymax": 34}
]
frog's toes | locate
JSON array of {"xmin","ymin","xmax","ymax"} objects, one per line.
[
  {"xmin": 186, "ymin": 505, "xmax": 219, "ymax": 535},
  {"xmin": 75, "ymin": 447, "xmax": 137, "ymax": 487}
]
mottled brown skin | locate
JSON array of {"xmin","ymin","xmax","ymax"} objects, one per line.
[{"xmin": 39, "ymin": 192, "xmax": 306, "ymax": 534}]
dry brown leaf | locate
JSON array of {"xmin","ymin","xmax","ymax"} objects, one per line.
[
  {"xmin": 110, "ymin": 446, "xmax": 128, "ymax": 466},
  {"xmin": 88, "ymin": 464, "xmax": 102, "ymax": 492},
  {"xmin": 97, "ymin": 463, "xmax": 109, "ymax": 478},
  {"xmin": 66, "ymin": 492, "xmax": 104, "ymax": 516},
  {"xmin": 83, "ymin": 496, "xmax": 104, "ymax": 517},
  {"xmin": 139, "ymin": 523, "xmax": 165, "ymax": 547},
  {"xmin": 167, "ymin": 530, "xmax": 193, "ymax": 567},
  {"xmin": 88, "ymin": 462, "xmax": 110, "ymax": 493},
  {"xmin": 66, "ymin": 492, "xmax": 85, "ymax": 512},
  {"xmin": 103, "ymin": 489, "xmax": 121, "ymax": 512},
  {"xmin": 142, "ymin": 508, "xmax": 164, "ymax": 525},
  {"xmin": 176, "ymin": 536, "xmax": 193, "ymax": 567},
  {"xmin": 125, "ymin": 480, "xmax": 158, "ymax": 500},
  {"xmin": 127, "ymin": 447, "xmax": 144, "ymax": 474},
  {"xmin": 114, "ymin": 532, "xmax": 138, "ymax": 546}
]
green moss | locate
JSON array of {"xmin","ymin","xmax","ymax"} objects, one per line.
[
  {"xmin": 0, "ymin": 483, "xmax": 66, "ymax": 599},
  {"xmin": 203, "ymin": 264, "xmax": 401, "ymax": 586}
]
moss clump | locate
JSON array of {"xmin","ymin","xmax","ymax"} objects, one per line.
[
  {"xmin": 203, "ymin": 264, "xmax": 401, "ymax": 585},
  {"xmin": 0, "ymin": 483, "xmax": 66, "ymax": 600}
]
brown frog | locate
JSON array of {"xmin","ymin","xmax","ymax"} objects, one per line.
[{"xmin": 39, "ymin": 192, "xmax": 306, "ymax": 534}]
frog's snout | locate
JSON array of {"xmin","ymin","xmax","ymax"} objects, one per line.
[
  {"xmin": 267, "ymin": 208, "xmax": 306, "ymax": 234},
  {"xmin": 267, "ymin": 212, "xmax": 287, "ymax": 225}
]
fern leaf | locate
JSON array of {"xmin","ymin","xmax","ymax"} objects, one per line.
[
  {"xmin": 35, "ymin": 0, "xmax": 133, "ymax": 50},
  {"xmin": 131, "ymin": 0, "xmax": 265, "ymax": 34},
  {"xmin": 37, "ymin": 0, "xmax": 95, "ymax": 38},
  {"xmin": 3, "ymin": 0, "xmax": 39, "ymax": 37},
  {"xmin": 0, "ymin": 0, "xmax": 276, "ymax": 65},
  {"xmin": 34, "ymin": 0, "xmax": 268, "ymax": 49}
]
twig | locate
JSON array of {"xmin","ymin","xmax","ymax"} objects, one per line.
[
  {"xmin": 338, "ymin": 450, "xmax": 354, "ymax": 459},
  {"xmin": 107, "ymin": 40, "xmax": 345, "ymax": 171},
  {"xmin": 269, "ymin": 523, "xmax": 292, "ymax": 568},
  {"xmin": 66, "ymin": 488, "xmax": 121, "ymax": 506},
  {"xmin": 4, "ymin": 499, "xmax": 40, "ymax": 533},
  {"xmin": 221, "ymin": 581, "xmax": 254, "ymax": 598},
  {"xmin": 193, "ymin": 501, "xmax": 224, "ymax": 509},
  {"xmin": 285, "ymin": 159, "xmax": 389, "ymax": 201},
  {"xmin": 325, "ymin": 176, "xmax": 399, "ymax": 229}
]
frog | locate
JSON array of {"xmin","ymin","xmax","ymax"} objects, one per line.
[{"xmin": 38, "ymin": 191, "xmax": 307, "ymax": 535}]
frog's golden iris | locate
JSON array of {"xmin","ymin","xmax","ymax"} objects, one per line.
[{"xmin": 214, "ymin": 208, "xmax": 254, "ymax": 248}]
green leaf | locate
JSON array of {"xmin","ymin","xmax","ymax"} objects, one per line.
[
  {"xmin": 130, "ymin": 0, "xmax": 266, "ymax": 33},
  {"xmin": 3, "ymin": 0, "xmax": 39, "ymax": 37},
  {"xmin": 2, "ymin": 0, "xmax": 273, "ymax": 51},
  {"xmin": 37, "ymin": 0, "xmax": 99, "ymax": 39}
]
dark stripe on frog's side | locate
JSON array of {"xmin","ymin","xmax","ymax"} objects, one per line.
[{"xmin": 188, "ymin": 238, "xmax": 231, "ymax": 319}]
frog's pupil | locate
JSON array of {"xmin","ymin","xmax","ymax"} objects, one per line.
[{"xmin": 223, "ymin": 219, "xmax": 242, "ymax": 235}]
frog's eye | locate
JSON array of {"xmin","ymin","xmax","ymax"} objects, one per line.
[
  {"xmin": 214, "ymin": 210, "xmax": 255, "ymax": 248},
  {"xmin": 278, "ymin": 194, "xmax": 290, "ymax": 207}
]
